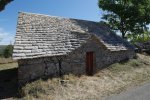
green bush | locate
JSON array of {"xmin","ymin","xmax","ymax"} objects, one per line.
[
  {"xmin": 127, "ymin": 31, "xmax": 150, "ymax": 43},
  {"xmin": 3, "ymin": 45, "xmax": 13, "ymax": 58}
]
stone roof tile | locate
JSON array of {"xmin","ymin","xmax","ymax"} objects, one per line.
[{"xmin": 13, "ymin": 12, "xmax": 134, "ymax": 60}]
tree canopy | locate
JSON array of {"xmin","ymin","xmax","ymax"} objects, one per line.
[
  {"xmin": 127, "ymin": 31, "xmax": 150, "ymax": 43},
  {"xmin": 0, "ymin": 0, "xmax": 13, "ymax": 12},
  {"xmin": 98, "ymin": 0, "xmax": 150, "ymax": 39}
]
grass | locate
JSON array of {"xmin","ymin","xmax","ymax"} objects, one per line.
[
  {"xmin": 19, "ymin": 54, "xmax": 150, "ymax": 100},
  {"xmin": 0, "ymin": 57, "xmax": 18, "ymax": 71},
  {"xmin": 0, "ymin": 62, "xmax": 18, "ymax": 71},
  {"xmin": 107, "ymin": 57, "xmax": 149, "ymax": 73},
  {"xmin": 0, "ymin": 58, "xmax": 15, "ymax": 64}
]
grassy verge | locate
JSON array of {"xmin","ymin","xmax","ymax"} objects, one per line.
[
  {"xmin": 0, "ymin": 62, "xmax": 18, "ymax": 70},
  {"xmin": 19, "ymin": 54, "xmax": 150, "ymax": 100},
  {"xmin": 0, "ymin": 58, "xmax": 15, "ymax": 64},
  {"xmin": 0, "ymin": 56, "xmax": 18, "ymax": 71}
]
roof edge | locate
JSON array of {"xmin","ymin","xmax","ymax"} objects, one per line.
[{"xmin": 18, "ymin": 11, "xmax": 99, "ymax": 24}]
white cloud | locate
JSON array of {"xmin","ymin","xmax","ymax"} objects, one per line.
[{"xmin": 0, "ymin": 28, "xmax": 15, "ymax": 45}]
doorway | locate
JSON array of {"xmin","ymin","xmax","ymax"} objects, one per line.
[{"xmin": 86, "ymin": 52, "xmax": 94, "ymax": 75}]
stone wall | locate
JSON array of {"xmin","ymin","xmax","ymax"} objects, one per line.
[{"xmin": 18, "ymin": 38, "xmax": 135, "ymax": 84}]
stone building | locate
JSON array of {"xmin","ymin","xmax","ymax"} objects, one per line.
[{"xmin": 13, "ymin": 12, "xmax": 135, "ymax": 83}]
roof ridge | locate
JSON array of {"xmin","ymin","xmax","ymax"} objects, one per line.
[{"xmin": 19, "ymin": 11, "xmax": 99, "ymax": 23}]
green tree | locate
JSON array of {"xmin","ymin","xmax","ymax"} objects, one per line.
[
  {"xmin": 3, "ymin": 44, "xmax": 13, "ymax": 58},
  {"xmin": 98, "ymin": 0, "xmax": 150, "ymax": 39},
  {"xmin": 127, "ymin": 31, "xmax": 150, "ymax": 43},
  {"xmin": 0, "ymin": 0, "xmax": 13, "ymax": 12}
]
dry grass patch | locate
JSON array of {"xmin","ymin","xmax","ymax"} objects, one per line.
[
  {"xmin": 0, "ymin": 62, "xmax": 18, "ymax": 70},
  {"xmin": 0, "ymin": 57, "xmax": 18, "ymax": 70},
  {"xmin": 21, "ymin": 54, "xmax": 150, "ymax": 100},
  {"xmin": 0, "ymin": 58, "xmax": 14, "ymax": 64}
]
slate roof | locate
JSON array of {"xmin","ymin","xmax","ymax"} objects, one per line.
[{"xmin": 13, "ymin": 12, "xmax": 134, "ymax": 60}]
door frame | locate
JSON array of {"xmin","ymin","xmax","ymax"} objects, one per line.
[{"xmin": 86, "ymin": 51, "xmax": 94, "ymax": 75}]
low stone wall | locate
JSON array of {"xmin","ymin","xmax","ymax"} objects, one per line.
[
  {"xmin": 96, "ymin": 50, "xmax": 135, "ymax": 70},
  {"xmin": 18, "ymin": 39, "xmax": 135, "ymax": 84}
]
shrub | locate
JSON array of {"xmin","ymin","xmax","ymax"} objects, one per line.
[{"xmin": 3, "ymin": 45, "xmax": 13, "ymax": 58}]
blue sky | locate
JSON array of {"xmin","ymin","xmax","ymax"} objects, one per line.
[{"xmin": 0, "ymin": 0, "xmax": 103, "ymax": 45}]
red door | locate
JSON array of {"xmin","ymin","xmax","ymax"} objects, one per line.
[{"xmin": 86, "ymin": 52, "xmax": 94, "ymax": 75}]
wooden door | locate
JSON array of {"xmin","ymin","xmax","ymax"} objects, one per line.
[{"xmin": 86, "ymin": 52, "xmax": 93, "ymax": 75}]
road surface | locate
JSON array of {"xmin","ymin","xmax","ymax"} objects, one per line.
[{"xmin": 105, "ymin": 83, "xmax": 150, "ymax": 100}]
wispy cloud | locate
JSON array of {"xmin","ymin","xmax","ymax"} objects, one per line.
[{"xmin": 0, "ymin": 28, "xmax": 15, "ymax": 45}]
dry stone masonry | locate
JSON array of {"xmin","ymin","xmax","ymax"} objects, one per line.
[{"xmin": 13, "ymin": 12, "xmax": 135, "ymax": 84}]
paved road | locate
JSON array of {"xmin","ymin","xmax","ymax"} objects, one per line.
[{"xmin": 105, "ymin": 83, "xmax": 150, "ymax": 100}]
